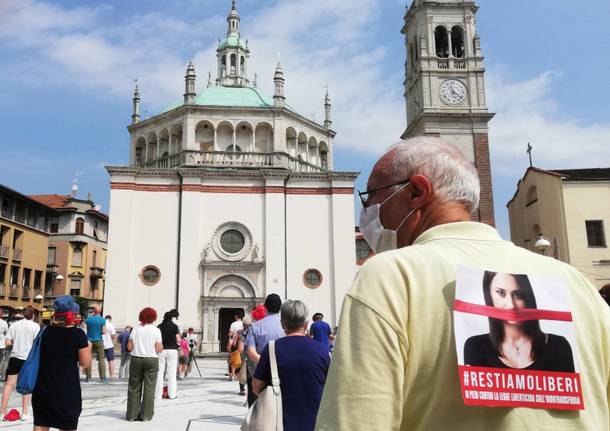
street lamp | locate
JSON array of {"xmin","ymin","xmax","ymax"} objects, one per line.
[{"xmin": 534, "ymin": 234, "xmax": 552, "ymax": 254}]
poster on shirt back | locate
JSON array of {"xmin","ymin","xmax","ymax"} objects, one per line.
[{"xmin": 453, "ymin": 266, "xmax": 583, "ymax": 410}]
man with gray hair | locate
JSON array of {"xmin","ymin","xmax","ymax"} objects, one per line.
[
  {"xmin": 253, "ymin": 300, "xmax": 330, "ymax": 431},
  {"xmin": 315, "ymin": 137, "xmax": 610, "ymax": 430}
]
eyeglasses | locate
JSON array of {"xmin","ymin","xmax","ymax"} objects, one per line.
[{"xmin": 357, "ymin": 179, "xmax": 410, "ymax": 209}]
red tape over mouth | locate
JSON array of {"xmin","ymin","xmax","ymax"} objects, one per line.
[{"xmin": 454, "ymin": 299, "xmax": 573, "ymax": 322}]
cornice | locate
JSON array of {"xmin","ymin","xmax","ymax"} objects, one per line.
[
  {"xmin": 127, "ymin": 103, "xmax": 335, "ymax": 137},
  {"xmin": 108, "ymin": 165, "xmax": 358, "ymax": 182}
]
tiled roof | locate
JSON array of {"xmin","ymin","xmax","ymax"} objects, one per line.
[
  {"xmin": 29, "ymin": 194, "xmax": 73, "ymax": 209},
  {"xmin": 0, "ymin": 185, "xmax": 59, "ymax": 214},
  {"xmin": 551, "ymin": 168, "xmax": 610, "ymax": 181}
]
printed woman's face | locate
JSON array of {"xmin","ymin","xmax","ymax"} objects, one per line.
[{"xmin": 490, "ymin": 273, "xmax": 526, "ymax": 322}]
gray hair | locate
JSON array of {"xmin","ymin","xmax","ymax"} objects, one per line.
[
  {"xmin": 243, "ymin": 315, "xmax": 253, "ymax": 326},
  {"xmin": 386, "ymin": 136, "xmax": 480, "ymax": 212},
  {"xmin": 280, "ymin": 300, "xmax": 309, "ymax": 333}
]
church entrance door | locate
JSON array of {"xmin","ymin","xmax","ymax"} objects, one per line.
[{"xmin": 219, "ymin": 307, "xmax": 243, "ymax": 352}]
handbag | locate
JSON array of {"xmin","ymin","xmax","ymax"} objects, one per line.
[
  {"xmin": 16, "ymin": 326, "xmax": 45, "ymax": 395},
  {"xmin": 241, "ymin": 340, "xmax": 283, "ymax": 431},
  {"xmin": 230, "ymin": 350, "xmax": 242, "ymax": 368},
  {"xmin": 238, "ymin": 359, "xmax": 247, "ymax": 385}
]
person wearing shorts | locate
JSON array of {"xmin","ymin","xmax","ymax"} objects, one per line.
[
  {"xmin": 102, "ymin": 315, "xmax": 117, "ymax": 380},
  {"xmin": 0, "ymin": 307, "xmax": 40, "ymax": 421}
]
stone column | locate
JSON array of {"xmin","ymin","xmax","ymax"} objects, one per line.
[
  {"xmin": 232, "ymin": 128, "xmax": 237, "ymax": 151},
  {"xmin": 214, "ymin": 129, "xmax": 218, "ymax": 152},
  {"xmin": 447, "ymin": 30, "xmax": 453, "ymax": 57},
  {"xmin": 202, "ymin": 306, "xmax": 210, "ymax": 352},
  {"xmin": 252, "ymin": 128, "xmax": 256, "ymax": 153},
  {"xmin": 213, "ymin": 307, "xmax": 220, "ymax": 352}
]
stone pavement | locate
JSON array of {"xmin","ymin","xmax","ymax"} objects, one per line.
[{"xmin": 0, "ymin": 358, "xmax": 247, "ymax": 430}]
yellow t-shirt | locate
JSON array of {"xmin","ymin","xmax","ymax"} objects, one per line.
[{"xmin": 315, "ymin": 222, "xmax": 610, "ymax": 431}]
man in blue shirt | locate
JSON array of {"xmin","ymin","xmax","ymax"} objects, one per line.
[
  {"xmin": 245, "ymin": 294, "xmax": 285, "ymax": 406},
  {"xmin": 117, "ymin": 326, "xmax": 132, "ymax": 379},
  {"xmin": 84, "ymin": 305, "xmax": 107, "ymax": 382},
  {"xmin": 309, "ymin": 313, "xmax": 332, "ymax": 350}
]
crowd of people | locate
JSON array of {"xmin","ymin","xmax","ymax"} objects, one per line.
[{"xmin": 0, "ymin": 136, "xmax": 608, "ymax": 430}]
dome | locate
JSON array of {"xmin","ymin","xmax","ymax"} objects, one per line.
[
  {"xmin": 218, "ymin": 36, "xmax": 247, "ymax": 50},
  {"xmin": 163, "ymin": 85, "xmax": 275, "ymax": 113}
]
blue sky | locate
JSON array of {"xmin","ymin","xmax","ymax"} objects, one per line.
[{"xmin": 1, "ymin": 0, "xmax": 609, "ymax": 238}]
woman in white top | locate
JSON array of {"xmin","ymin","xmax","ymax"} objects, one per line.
[{"xmin": 126, "ymin": 308, "xmax": 162, "ymax": 422}]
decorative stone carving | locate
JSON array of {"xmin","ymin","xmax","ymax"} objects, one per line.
[{"xmin": 203, "ymin": 242, "xmax": 212, "ymax": 261}]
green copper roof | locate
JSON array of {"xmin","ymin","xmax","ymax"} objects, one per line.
[
  {"xmin": 218, "ymin": 36, "xmax": 247, "ymax": 49},
  {"xmin": 163, "ymin": 85, "xmax": 275, "ymax": 113}
]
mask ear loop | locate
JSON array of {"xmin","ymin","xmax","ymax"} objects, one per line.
[
  {"xmin": 380, "ymin": 181, "xmax": 410, "ymax": 206},
  {"xmin": 395, "ymin": 208, "xmax": 416, "ymax": 232}
]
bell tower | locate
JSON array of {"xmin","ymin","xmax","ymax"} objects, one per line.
[
  {"xmin": 216, "ymin": 0, "xmax": 250, "ymax": 87},
  {"xmin": 401, "ymin": 0, "xmax": 495, "ymax": 225}
]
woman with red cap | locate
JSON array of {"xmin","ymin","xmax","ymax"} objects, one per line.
[{"xmin": 32, "ymin": 295, "xmax": 91, "ymax": 431}]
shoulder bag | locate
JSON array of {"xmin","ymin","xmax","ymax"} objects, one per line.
[
  {"xmin": 241, "ymin": 340, "xmax": 283, "ymax": 431},
  {"xmin": 16, "ymin": 326, "xmax": 45, "ymax": 395}
]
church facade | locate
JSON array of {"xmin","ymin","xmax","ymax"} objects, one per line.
[
  {"xmin": 104, "ymin": 1, "xmax": 358, "ymax": 352},
  {"xmin": 402, "ymin": 0, "xmax": 495, "ymax": 225}
]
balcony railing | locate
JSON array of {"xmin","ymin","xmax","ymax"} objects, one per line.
[
  {"xmin": 141, "ymin": 151, "xmax": 327, "ymax": 173},
  {"xmin": 46, "ymin": 263, "xmax": 60, "ymax": 274},
  {"xmin": 0, "ymin": 245, "xmax": 8, "ymax": 259},
  {"xmin": 438, "ymin": 59, "xmax": 450, "ymax": 69},
  {"xmin": 22, "ymin": 288, "xmax": 29, "ymax": 299},
  {"xmin": 9, "ymin": 285, "xmax": 18, "ymax": 298},
  {"xmin": 13, "ymin": 248, "xmax": 22, "ymax": 261},
  {"xmin": 454, "ymin": 59, "xmax": 466, "ymax": 69},
  {"xmin": 0, "ymin": 283, "xmax": 4, "ymax": 296},
  {"xmin": 90, "ymin": 266, "xmax": 104, "ymax": 279}
]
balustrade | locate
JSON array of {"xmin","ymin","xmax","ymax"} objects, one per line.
[{"xmin": 142, "ymin": 151, "xmax": 326, "ymax": 172}]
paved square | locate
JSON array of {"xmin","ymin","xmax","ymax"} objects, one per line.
[{"xmin": 1, "ymin": 358, "xmax": 247, "ymax": 430}]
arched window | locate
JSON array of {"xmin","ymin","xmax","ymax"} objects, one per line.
[
  {"xmin": 409, "ymin": 43, "xmax": 415, "ymax": 69},
  {"xmin": 320, "ymin": 150, "xmax": 328, "ymax": 170},
  {"xmin": 72, "ymin": 247, "xmax": 83, "ymax": 267},
  {"xmin": 451, "ymin": 26, "xmax": 465, "ymax": 58},
  {"xmin": 230, "ymin": 54, "xmax": 236, "ymax": 73},
  {"xmin": 434, "ymin": 26, "xmax": 449, "ymax": 58},
  {"xmin": 75, "ymin": 217, "xmax": 84, "ymax": 235}
]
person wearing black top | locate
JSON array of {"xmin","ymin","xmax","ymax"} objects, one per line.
[
  {"xmin": 464, "ymin": 271, "xmax": 575, "ymax": 372},
  {"xmin": 33, "ymin": 295, "xmax": 91, "ymax": 430},
  {"xmin": 155, "ymin": 312, "xmax": 180, "ymax": 400}
]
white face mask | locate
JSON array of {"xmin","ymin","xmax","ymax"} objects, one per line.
[{"xmin": 359, "ymin": 183, "xmax": 415, "ymax": 253}]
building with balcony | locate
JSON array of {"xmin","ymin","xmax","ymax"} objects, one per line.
[
  {"xmin": 0, "ymin": 185, "xmax": 59, "ymax": 316},
  {"xmin": 104, "ymin": 1, "xmax": 358, "ymax": 352},
  {"xmin": 29, "ymin": 194, "xmax": 108, "ymax": 313},
  {"xmin": 507, "ymin": 167, "xmax": 610, "ymax": 290}
]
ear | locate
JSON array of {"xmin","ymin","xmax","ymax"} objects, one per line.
[{"xmin": 409, "ymin": 174, "xmax": 433, "ymax": 209}]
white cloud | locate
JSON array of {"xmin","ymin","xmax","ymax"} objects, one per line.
[
  {"xmin": 0, "ymin": 0, "xmax": 405, "ymax": 156},
  {"xmin": 487, "ymin": 70, "xmax": 610, "ymax": 174}
]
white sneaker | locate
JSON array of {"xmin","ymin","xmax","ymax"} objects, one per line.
[{"xmin": 20, "ymin": 414, "xmax": 31, "ymax": 421}]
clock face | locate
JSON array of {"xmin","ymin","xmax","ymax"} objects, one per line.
[{"xmin": 440, "ymin": 79, "xmax": 467, "ymax": 105}]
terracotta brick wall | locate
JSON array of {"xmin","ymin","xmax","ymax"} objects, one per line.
[{"xmin": 473, "ymin": 133, "xmax": 495, "ymax": 226}]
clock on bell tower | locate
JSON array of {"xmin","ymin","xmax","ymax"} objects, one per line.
[{"xmin": 401, "ymin": 0, "xmax": 495, "ymax": 226}]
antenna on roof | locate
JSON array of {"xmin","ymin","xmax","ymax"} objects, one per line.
[{"xmin": 71, "ymin": 173, "xmax": 82, "ymax": 198}]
